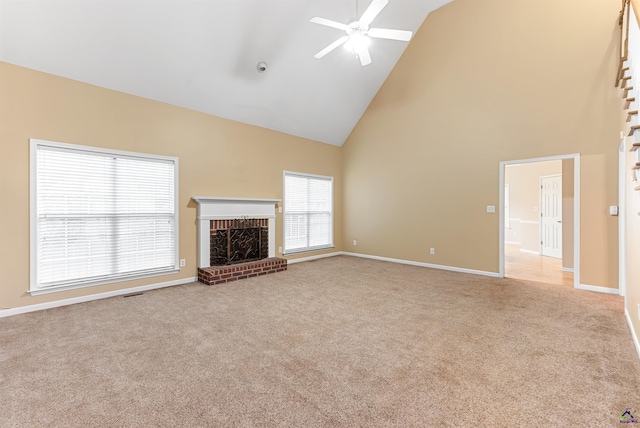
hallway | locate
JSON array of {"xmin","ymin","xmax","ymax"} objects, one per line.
[{"xmin": 505, "ymin": 244, "xmax": 573, "ymax": 286}]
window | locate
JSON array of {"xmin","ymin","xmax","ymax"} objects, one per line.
[
  {"xmin": 283, "ymin": 171, "xmax": 333, "ymax": 254},
  {"xmin": 30, "ymin": 139, "xmax": 178, "ymax": 294}
]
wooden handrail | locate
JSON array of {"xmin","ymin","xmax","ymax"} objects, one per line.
[
  {"xmin": 616, "ymin": 1, "xmax": 639, "ymax": 86},
  {"xmin": 616, "ymin": 0, "xmax": 631, "ymax": 86},
  {"xmin": 625, "ymin": 0, "xmax": 630, "ymax": 59}
]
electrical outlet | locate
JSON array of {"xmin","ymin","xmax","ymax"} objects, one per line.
[
  {"xmin": 353, "ymin": 240, "xmax": 357, "ymax": 246},
  {"xmin": 179, "ymin": 259, "xmax": 186, "ymax": 267},
  {"xmin": 486, "ymin": 205, "xmax": 495, "ymax": 213},
  {"xmin": 430, "ymin": 248, "xmax": 435, "ymax": 255},
  {"xmin": 279, "ymin": 246, "xmax": 283, "ymax": 253}
]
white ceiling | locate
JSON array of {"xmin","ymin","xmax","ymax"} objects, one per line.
[{"xmin": 0, "ymin": 0, "xmax": 452, "ymax": 146}]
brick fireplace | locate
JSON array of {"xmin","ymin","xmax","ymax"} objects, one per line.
[{"xmin": 192, "ymin": 197, "xmax": 287, "ymax": 285}]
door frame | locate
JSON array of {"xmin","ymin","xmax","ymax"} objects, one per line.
[
  {"xmin": 499, "ymin": 153, "xmax": 580, "ymax": 288},
  {"xmin": 539, "ymin": 173, "xmax": 562, "ymax": 258},
  {"xmin": 619, "ymin": 139, "xmax": 627, "ymax": 298}
]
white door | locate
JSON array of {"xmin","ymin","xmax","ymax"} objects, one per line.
[{"xmin": 540, "ymin": 174, "xmax": 562, "ymax": 258}]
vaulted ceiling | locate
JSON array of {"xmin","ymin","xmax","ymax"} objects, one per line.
[{"xmin": 0, "ymin": 0, "xmax": 452, "ymax": 146}]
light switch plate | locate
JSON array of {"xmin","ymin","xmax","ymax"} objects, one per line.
[{"xmin": 486, "ymin": 205, "xmax": 495, "ymax": 213}]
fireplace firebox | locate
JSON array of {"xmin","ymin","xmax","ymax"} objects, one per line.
[{"xmin": 210, "ymin": 218, "xmax": 269, "ymax": 266}]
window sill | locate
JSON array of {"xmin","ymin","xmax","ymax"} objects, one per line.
[
  {"xmin": 283, "ymin": 246, "xmax": 335, "ymax": 256},
  {"xmin": 29, "ymin": 268, "xmax": 180, "ymax": 296}
]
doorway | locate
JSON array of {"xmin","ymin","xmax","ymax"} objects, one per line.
[{"xmin": 499, "ymin": 154, "xmax": 580, "ymax": 288}]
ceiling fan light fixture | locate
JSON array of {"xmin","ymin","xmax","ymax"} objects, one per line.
[{"xmin": 344, "ymin": 31, "xmax": 371, "ymax": 52}]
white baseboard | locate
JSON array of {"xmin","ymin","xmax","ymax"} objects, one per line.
[
  {"xmin": 575, "ymin": 283, "xmax": 620, "ymax": 295},
  {"xmin": 504, "ymin": 241, "xmax": 521, "ymax": 245},
  {"xmin": 341, "ymin": 252, "xmax": 500, "ymax": 278},
  {"xmin": 0, "ymin": 277, "xmax": 197, "ymax": 318},
  {"xmin": 625, "ymin": 308, "xmax": 640, "ymax": 361},
  {"xmin": 561, "ymin": 267, "xmax": 575, "ymax": 273},
  {"xmin": 286, "ymin": 251, "xmax": 344, "ymax": 264},
  {"xmin": 520, "ymin": 249, "xmax": 540, "ymax": 255}
]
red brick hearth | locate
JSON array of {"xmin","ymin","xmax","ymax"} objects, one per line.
[{"xmin": 197, "ymin": 258, "xmax": 287, "ymax": 286}]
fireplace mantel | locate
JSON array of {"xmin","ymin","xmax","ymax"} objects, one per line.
[{"xmin": 192, "ymin": 197, "xmax": 281, "ymax": 268}]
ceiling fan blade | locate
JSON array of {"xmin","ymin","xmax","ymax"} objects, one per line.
[
  {"xmin": 358, "ymin": 46, "xmax": 372, "ymax": 66},
  {"xmin": 310, "ymin": 17, "xmax": 350, "ymax": 31},
  {"xmin": 368, "ymin": 28, "xmax": 413, "ymax": 41},
  {"xmin": 359, "ymin": 0, "xmax": 389, "ymax": 27},
  {"xmin": 314, "ymin": 35, "xmax": 350, "ymax": 59}
]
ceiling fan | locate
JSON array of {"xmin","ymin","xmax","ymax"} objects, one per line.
[{"xmin": 310, "ymin": 0, "xmax": 412, "ymax": 66}]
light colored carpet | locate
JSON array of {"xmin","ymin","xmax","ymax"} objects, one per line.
[{"xmin": 1, "ymin": 256, "xmax": 638, "ymax": 427}]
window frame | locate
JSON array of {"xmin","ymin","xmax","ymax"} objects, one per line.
[
  {"xmin": 282, "ymin": 170, "xmax": 334, "ymax": 255},
  {"xmin": 29, "ymin": 139, "xmax": 179, "ymax": 295}
]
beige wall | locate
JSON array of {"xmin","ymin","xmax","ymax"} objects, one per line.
[
  {"xmin": 0, "ymin": 62, "xmax": 343, "ymax": 309},
  {"xmin": 342, "ymin": 0, "xmax": 620, "ymax": 286}
]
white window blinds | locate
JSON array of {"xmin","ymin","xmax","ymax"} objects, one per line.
[
  {"xmin": 283, "ymin": 172, "xmax": 333, "ymax": 254},
  {"xmin": 31, "ymin": 140, "xmax": 178, "ymax": 293}
]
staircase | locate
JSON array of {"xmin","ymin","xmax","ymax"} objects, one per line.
[{"xmin": 617, "ymin": 0, "xmax": 640, "ymax": 190}]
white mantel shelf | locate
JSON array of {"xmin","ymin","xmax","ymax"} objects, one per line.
[
  {"xmin": 192, "ymin": 197, "xmax": 280, "ymax": 220},
  {"xmin": 191, "ymin": 197, "xmax": 281, "ymax": 268},
  {"xmin": 192, "ymin": 196, "xmax": 281, "ymax": 204}
]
